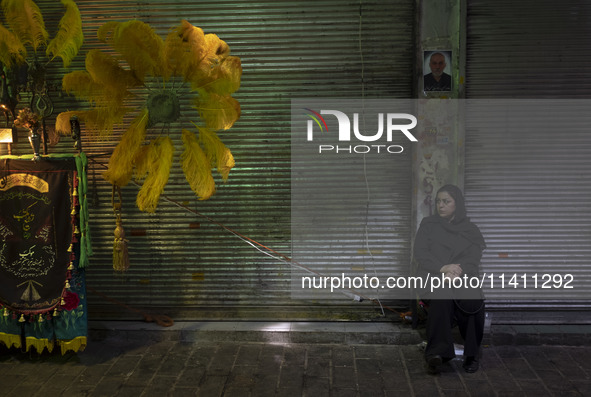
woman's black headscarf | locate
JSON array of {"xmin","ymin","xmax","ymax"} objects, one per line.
[{"xmin": 434, "ymin": 184, "xmax": 485, "ymax": 249}]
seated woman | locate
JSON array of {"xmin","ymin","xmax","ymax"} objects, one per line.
[{"xmin": 413, "ymin": 184, "xmax": 486, "ymax": 374}]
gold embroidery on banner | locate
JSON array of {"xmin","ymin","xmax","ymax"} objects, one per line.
[
  {"xmin": 17, "ymin": 280, "xmax": 43, "ymax": 301},
  {"xmin": 13, "ymin": 202, "xmax": 38, "ymax": 239},
  {"xmin": 0, "ymin": 174, "xmax": 49, "ymax": 193}
]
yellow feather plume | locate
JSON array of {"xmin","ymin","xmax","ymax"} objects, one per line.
[
  {"xmin": 85, "ymin": 49, "xmax": 141, "ymax": 93},
  {"xmin": 55, "ymin": 110, "xmax": 80, "ymax": 135},
  {"xmin": 164, "ymin": 20, "xmax": 206, "ymax": 81},
  {"xmin": 45, "ymin": 0, "xmax": 83, "ymax": 67},
  {"xmin": 204, "ymin": 33, "xmax": 230, "ymax": 60},
  {"xmin": 178, "ymin": 20, "xmax": 206, "ymax": 55},
  {"xmin": 181, "ymin": 129, "xmax": 215, "ymax": 200},
  {"xmin": 103, "ymin": 109, "xmax": 149, "ymax": 186},
  {"xmin": 98, "ymin": 20, "xmax": 164, "ymax": 82},
  {"xmin": 197, "ymin": 127, "xmax": 235, "ymax": 181},
  {"xmin": 62, "ymin": 68, "xmax": 132, "ymax": 130},
  {"xmin": 135, "ymin": 137, "xmax": 174, "ymax": 213},
  {"xmin": 198, "ymin": 56, "xmax": 242, "ymax": 95},
  {"xmin": 193, "ymin": 91, "xmax": 241, "ymax": 131},
  {"xmin": 132, "ymin": 145, "xmax": 150, "ymax": 181},
  {"xmin": 0, "ymin": 23, "xmax": 26, "ymax": 66},
  {"xmin": 62, "ymin": 71, "xmax": 106, "ymax": 105},
  {"xmin": 161, "ymin": 32, "xmax": 181, "ymax": 82},
  {"xmin": 96, "ymin": 21, "xmax": 118, "ymax": 42},
  {"xmin": 1, "ymin": 0, "xmax": 48, "ymax": 52},
  {"xmin": 77, "ymin": 107, "xmax": 128, "ymax": 137}
]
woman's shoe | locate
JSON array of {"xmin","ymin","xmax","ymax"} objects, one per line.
[
  {"xmin": 426, "ymin": 355, "xmax": 442, "ymax": 374},
  {"xmin": 462, "ymin": 356, "xmax": 479, "ymax": 373}
]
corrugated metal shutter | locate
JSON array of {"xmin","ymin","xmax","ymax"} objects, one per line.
[
  {"xmin": 3, "ymin": 0, "xmax": 415, "ymax": 320},
  {"xmin": 466, "ymin": 0, "xmax": 591, "ymax": 98},
  {"xmin": 465, "ymin": 0, "xmax": 591, "ymax": 320}
]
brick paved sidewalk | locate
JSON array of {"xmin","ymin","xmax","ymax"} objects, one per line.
[{"xmin": 2, "ymin": 336, "xmax": 591, "ymax": 397}]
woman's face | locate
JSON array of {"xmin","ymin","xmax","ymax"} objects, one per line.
[{"xmin": 436, "ymin": 191, "xmax": 456, "ymax": 220}]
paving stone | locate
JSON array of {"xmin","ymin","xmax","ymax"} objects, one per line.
[
  {"xmin": 144, "ymin": 375, "xmax": 179, "ymax": 396},
  {"xmin": 332, "ymin": 345, "xmax": 355, "ymax": 367},
  {"xmin": 91, "ymin": 375, "xmax": 126, "ymax": 397},
  {"xmin": 306, "ymin": 356, "xmax": 331, "ymax": 378},
  {"xmin": 195, "ymin": 372, "xmax": 227, "ymax": 396},
  {"xmin": 332, "ymin": 387, "xmax": 358, "ymax": 397},
  {"xmin": 7, "ymin": 383, "xmax": 45, "ymax": 397},
  {"xmin": 188, "ymin": 345, "xmax": 217, "ymax": 367},
  {"xmin": 536, "ymin": 369, "xmax": 579, "ymax": 393},
  {"xmin": 332, "ymin": 365, "xmax": 357, "ymax": 389},
  {"xmin": 2, "ymin": 323, "xmax": 591, "ymax": 396},
  {"xmin": 176, "ymin": 365, "xmax": 207, "ymax": 387},
  {"xmin": 277, "ymin": 363, "xmax": 305, "ymax": 390},
  {"xmin": 170, "ymin": 386, "xmax": 200, "ymax": 397},
  {"xmin": 158, "ymin": 353, "xmax": 190, "ymax": 376},
  {"xmin": 234, "ymin": 344, "xmax": 263, "ymax": 366},
  {"xmin": 500, "ymin": 357, "xmax": 538, "ymax": 380},
  {"xmin": 440, "ymin": 390, "xmax": 470, "ymax": 397},
  {"xmin": 114, "ymin": 385, "xmax": 145, "ymax": 397},
  {"xmin": 517, "ymin": 379, "xmax": 553, "ymax": 396},
  {"xmin": 462, "ymin": 379, "xmax": 497, "ymax": 396},
  {"xmin": 250, "ymin": 374, "xmax": 278, "ymax": 396},
  {"xmin": 409, "ymin": 377, "xmax": 441, "ymax": 396},
  {"xmin": 306, "ymin": 344, "xmax": 332, "ymax": 359},
  {"xmin": 303, "ymin": 375, "xmax": 330, "ymax": 396},
  {"xmin": 105, "ymin": 355, "xmax": 141, "ymax": 377}
]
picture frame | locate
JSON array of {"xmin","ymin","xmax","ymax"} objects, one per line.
[{"xmin": 423, "ymin": 50, "xmax": 452, "ymax": 92}]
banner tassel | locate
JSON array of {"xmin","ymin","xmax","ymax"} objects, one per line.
[{"xmin": 112, "ymin": 186, "xmax": 129, "ymax": 272}]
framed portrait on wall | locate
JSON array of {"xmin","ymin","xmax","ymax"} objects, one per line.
[{"xmin": 423, "ymin": 50, "xmax": 452, "ymax": 92}]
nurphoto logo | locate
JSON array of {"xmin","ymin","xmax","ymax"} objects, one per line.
[{"xmin": 304, "ymin": 108, "xmax": 418, "ymax": 154}]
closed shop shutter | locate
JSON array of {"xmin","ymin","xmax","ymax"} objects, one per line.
[
  {"xmin": 4, "ymin": 0, "xmax": 415, "ymax": 320},
  {"xmin": 465, "ymin": 0, "xmax": 591, "ymax": 322}
]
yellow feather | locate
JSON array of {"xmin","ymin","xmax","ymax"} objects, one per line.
[
  {"xmin": 164, "ymin": 20, "xmax": 205, "ymax": 81},
  {"xmin": 62, "ymin": 71, "xmax": 105, "ymax": 104},
  {"xmin": 103, "ymin": 108, "xmax": 149, "ymax": 186},
  {"xmin": 85, "ymin": 49, "xmax": 141, "ymax": 93},
  {"xmin": 197, "ymin": 127, "xmax": 235, "ymax": 181},
  {"xmin": 178, "ymin": 20, "xmax": 207, "ymax": 78},
  {"xmin": 1, "ymin": 0, "xmax": 48, "ymax": 52},
  {"xmin": 55, "ymin": 110, "xmax": 81, "ymax": 135},
  {"xmin": 218, "ymin": 149, "xmax": 235, "ymax": 182},
  {"xmin": 178, "ymin": 20, "xmax": 206, "ymax": 53},
  {"xmin": 79, "ymin": 107, "xmax": 128, "ymax": 138},
  {"xmin": 132, "ymin": 145, "xmax": 150, "ymax": 181},
  {"xmin": 98, "ymin": 20, "xmax": 164, "ymax": 81},
  {"xmin": 62, "ymin": 69, "xmax": 130, "ymax": 133},
  {"xmin": 193, "ymin": 92, "xmax": 241, "ymax": 131},
  {"xmin": 204, "ymin": 33, "xmax": 230, "ymax": 60},
  {"xmin": 189, "ymin": 34, "xmax": 230, "ymax": 82},
  {"xmin": 135, "ymin": 137, "xmax": 174, "ymax": 213},
  {"xmin": 161, "ymin": 31, "xmax": 181, "ymax": 82},
  {"xmin": 45, "ymin": 0, "xmax": 83, "ymax": 67},
  {"xmin": 96, "ymin": 21, "xmax": 118, "ymax": 42},
  {"xmin": 181, "ymin": 129, "xmax": 215, "ymax": 200},
  {"xmin": 195, "ymin": 55, "xmax": 242, "ymax": 95},
  {"xmin": 0, "ymin": 23, "xmax": 26, "ymax": 66}
]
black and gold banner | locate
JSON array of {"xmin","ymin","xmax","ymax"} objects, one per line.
[{"xmin": 0, "ymin": 158, "xmax": 76, "ymax": 314}]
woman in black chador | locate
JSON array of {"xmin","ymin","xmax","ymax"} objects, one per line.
[{"xmin": 413, "ymin": 184, "xmax": 486, "ymax": 374}]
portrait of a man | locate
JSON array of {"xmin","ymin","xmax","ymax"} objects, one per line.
[{"xmin": 423, "ymin": 51, "xmax": 452, "ymax": 92}]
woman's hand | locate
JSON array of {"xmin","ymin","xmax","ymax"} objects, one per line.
[{"xmin": 440, "ymin": 264, "xmax": 462, "ymax": 280}]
